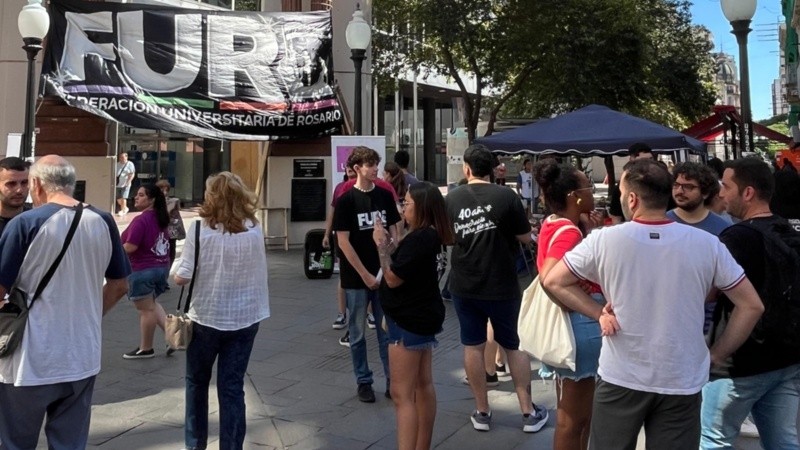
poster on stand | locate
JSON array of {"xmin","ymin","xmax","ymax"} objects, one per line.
[{"xmin": 43, "ymin": 0, "xmax": 342, "ymax": 140}]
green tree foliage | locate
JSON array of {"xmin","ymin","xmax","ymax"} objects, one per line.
[
  {"xmin": 373, "ymin": 0, "xmax": 716, "ymax": 140},
  {"xmin": 235, "ymin": 0, "xmax": 260, "ymax": 11}
]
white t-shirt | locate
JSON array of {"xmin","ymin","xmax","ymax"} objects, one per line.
[
  {"xmin": 116, "ymin": 160, "xmax": 135, "ymax": 188},
  {"xmin": 563, "ymin": 219, "xmax": 745, "ymax": 395},
  {"xmin": 518, "ymin": 171, "xmax": 533, "ymax": 199},
  {"xmin": 176, "ymin": 220, "xmax": 270, "ymax": 331},
  {"xmin": 0, "ymin": 205, "xmax": 130, "ymax": 387}
]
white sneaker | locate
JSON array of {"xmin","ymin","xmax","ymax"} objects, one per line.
[{"xmin": 740, "ymin": 416, "xmax": 759, "ymax": 438}]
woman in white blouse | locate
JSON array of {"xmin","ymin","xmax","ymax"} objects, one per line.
[{"xmin": 174, "ymin": 172, "xmax": 270, "ymax": 450}]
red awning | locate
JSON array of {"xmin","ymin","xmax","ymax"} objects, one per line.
[{"xmin": 682, "ymin": 105, "xmax": 791, "ymax": 145}]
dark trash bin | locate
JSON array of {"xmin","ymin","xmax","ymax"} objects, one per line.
[{"xmin": 304, "ymin": 229, "xmax": 333, "ymax": 279}]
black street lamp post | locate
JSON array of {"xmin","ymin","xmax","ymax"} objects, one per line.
[
  {"xmin": 345, "ymin": 4, "xmax": 371, "ymax": 136},
  {"xmin": 18, "ymin": 0, "xmax": 50, "ymax": 160},
  {"xmin": 721, "ymin": 0, "xmax": 757, "ymax": 159}
]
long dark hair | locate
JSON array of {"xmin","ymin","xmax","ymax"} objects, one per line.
[
  {"xmin": 140, "ymin": 183, "xmax": 170, "ymax": 229},
  {"xmin": 408, "ymin": 182, "xmax": 455, "ymax": 245},
  {"xmin": 383, "ymin": 161, "xmax": 408, "ymax": 198}
]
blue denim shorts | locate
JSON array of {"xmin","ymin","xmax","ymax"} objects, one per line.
[
  {"xmin": 539, "ymin": 293, "xmax": 604, "ymax": 381},
  {"xmin": 385, "ymin": 315, "xmax": 438, "ymax": 351},
  {"xmin": 452, "ymin": 295, "xmax": 521, "ymax": 350},
  {"xmin": 128, "ymin": 266, "xmax": 169, "ymax": 301}
]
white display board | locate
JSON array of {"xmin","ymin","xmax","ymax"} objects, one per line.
[
  {"xmin": 5, "ymin": 133, "xmax": 21, "ymax": 158},
  {"xmin": 329, "ymin": 135, "xmax": 386, "ymax": 200}
]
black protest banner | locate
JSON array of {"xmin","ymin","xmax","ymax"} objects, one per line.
[{"xmin": 44, "ymin": 0, "xmax": 343, "ymax": 140}]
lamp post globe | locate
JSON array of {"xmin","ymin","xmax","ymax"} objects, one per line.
[
  {"xmin": 346, "ymin": 4, "xmax": 371, "ymax": 135},
  {"xmin": 721, "ymin": 0, "xmax": 756, "ymax": 159},
  {"xmin": 18, "ymin": 0, "xmax": 50, "ymax": 160}
]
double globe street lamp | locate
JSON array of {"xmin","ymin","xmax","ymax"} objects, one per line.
[
  {"xmin": 345, "ymin": 4, "xmax": 371, "ymax": 136},
  {"xmin": 18, "ymin": 0, "xmax": 50, "ymax": 160},
  {"xmin": 721, "ymin": 0, "xmax": 757, "ymax": 159}
]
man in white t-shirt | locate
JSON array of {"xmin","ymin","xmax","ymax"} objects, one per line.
[
  {"xmin": 516, "ymin": 158, "xmax": 539, "ymax": 215},
  {"xmin": 543, "ymin": 159, "xmax": 763, "ymax": 449},
  {"xmin": 116, "ymin": 152, "xmax": 135, "ymax": 216}
]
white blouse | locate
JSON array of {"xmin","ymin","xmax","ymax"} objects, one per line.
[{"xmin": 176, "ymin": 220, "xmax": 270, "ymax": 331}]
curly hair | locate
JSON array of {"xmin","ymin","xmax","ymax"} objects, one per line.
[
  {"xmin": 672, "ymin": 162, "xmax": 718, "ymax": 198},
  {"xmin": 199, "ymin": 172, "xmax": 258, "ymax": 234}
]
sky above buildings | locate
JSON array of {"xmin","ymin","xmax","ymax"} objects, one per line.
[{"xmin": 691, "ymin": 0, "xmax": 783, "ymax": 121}]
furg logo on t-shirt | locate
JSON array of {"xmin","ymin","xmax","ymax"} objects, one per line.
[{"xmin": 357, "ymin": 210, "xmax": 387, "ymax": 230}]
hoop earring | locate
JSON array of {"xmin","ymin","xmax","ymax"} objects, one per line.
[{"xmin": 577, "ymin": 198, "xmax": 582, "ymax": 206}]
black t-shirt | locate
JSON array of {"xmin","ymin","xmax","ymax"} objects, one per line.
[
  {"xmin": 333, "ymin": 186, "xmax": 401, "ymax": 289},
  {"xmin": 446, "ymin": 183, "xmax": 530, "ymax": 301},
  {"xmin": 379, "ymin": 227, "xmax": 445, "ymax": 335},
  {"xmin": 0, "ymin": 204, "xmax": 33, "ymax": 238},
  {"xmin": 717, "ymin": 216, "xmax": 800, "ymax": 377}
]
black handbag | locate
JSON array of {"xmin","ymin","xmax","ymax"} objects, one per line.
[{"xmin": 0, "ymin": 204, "xmax": 83, "ymax": 358}]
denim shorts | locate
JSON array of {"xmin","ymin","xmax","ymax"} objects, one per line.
[
  {"xmin": 539, "ymin": 293, "xmax": 604, "ymax": 381},
  {"xmin": 452, "ymin": 294, "xmax": 521, "ymax": 350},
  {"xmin": 128, "ymin": 266, "xmax": 169, "ymax": 301},
  {"xmin": 385, "ymin": 315, "xmax": 438, "ymax": 351}
]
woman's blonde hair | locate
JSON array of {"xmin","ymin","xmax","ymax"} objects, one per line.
[{"xmin": 199, "ymin": 172, "xmax": 258, "ymax": 233}]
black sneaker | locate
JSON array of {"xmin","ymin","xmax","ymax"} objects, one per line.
[
  {"xmin": 495, "ymin": 363, "xmax": 507, "ymax": 374},
  {"xmin": 462, "ymin": 372, "xmax": 500, "ymax": 387},
  {"xmin": 339, "ymin": 332, "xmax": 350, "ymax": 347},
  {"xmin": 166, "ymin": 344, "xmax": 176, "ymax": 357},
  {"xmin": 357, "ymin": 383, "xmax": 376, "ymax": 403},
  {"xmin": 123, "ymin": 348, "xmax": 155, "ymax": 359}
]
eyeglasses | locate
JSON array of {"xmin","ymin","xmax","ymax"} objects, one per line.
[
  {"xmin": 400, "ymin": 199, "xmax": 414, "ymax": 208},
  {"xmin": 570, "ymin": 187, "xmax": 594, "ymax": 196},
  {"xmin": 672, "ymin": 182, "xmax": 700, "ymax": 192}
]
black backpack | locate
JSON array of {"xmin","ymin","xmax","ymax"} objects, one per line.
[{"xmin": 738, "ymin": 217, "xmax": 800, "ymax": 348}]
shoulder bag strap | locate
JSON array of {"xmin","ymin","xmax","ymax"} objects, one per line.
[
  {"xmin": 546, "ymin": 222, "xmax": 581, "ymax": 253},
  {"xmin": 30, "ymin": 204, "xmax": 84, "ymax": 306},
  {"xmin": 177, "ymin": 220, "xmax": 201, "ymax": 314}
]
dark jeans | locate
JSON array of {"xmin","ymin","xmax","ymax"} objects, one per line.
[{"xmin": 185, "ymin": 321, "xmax": 259, "ymax": 450}]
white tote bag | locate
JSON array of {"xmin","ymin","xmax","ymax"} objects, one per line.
[{"xmin": 518, "ymin": 224, "xmax": 578, "ymax": 371}]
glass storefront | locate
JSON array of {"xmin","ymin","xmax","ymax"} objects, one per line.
[
  {"xmin": 118, "ymin": 127, "xmax": 228, "ymax": 204},
  {"xmin": 381, "ymin": 95, "xmax": 454, "ymax": 186}
]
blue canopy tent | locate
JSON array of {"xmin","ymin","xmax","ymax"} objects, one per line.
[{"xmin": 474, "ymin": 104, "xmax": 707, "ymax": 157}]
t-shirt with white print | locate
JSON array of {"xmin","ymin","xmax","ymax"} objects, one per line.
[{"xmin": 333, "ymin": 186, "xmax": 401, "ymax": 289}]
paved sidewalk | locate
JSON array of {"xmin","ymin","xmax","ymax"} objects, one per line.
[{"xmin": 42, "ymin": 210, "xmax": 760, "ymax": 449}]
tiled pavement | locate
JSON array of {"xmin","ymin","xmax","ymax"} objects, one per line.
[{"xmin": 35, "ymin": 210, "xmax": 766, "ymax": 449}]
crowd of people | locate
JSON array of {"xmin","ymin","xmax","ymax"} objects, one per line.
[{"xmin": 0, "ymin": 141, "xmax": 799, "ymax": 449}]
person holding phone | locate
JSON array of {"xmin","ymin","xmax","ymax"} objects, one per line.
[{"xmin": 373, "ymin": 182, "xmax": 454, "ymax": 450}]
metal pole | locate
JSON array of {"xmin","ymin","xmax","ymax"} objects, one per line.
[
  {"xmin": 21, "ymin": 37, "xmax": 43, "ymax": 160},
  {"xmin": 731, "ymin": 20, "xmax": 752, "ymax": 158},
  {"xmin": 351, "ymin": 49, "xmax": 366, "ymax": 135}
]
